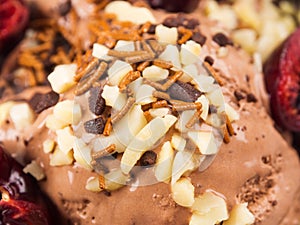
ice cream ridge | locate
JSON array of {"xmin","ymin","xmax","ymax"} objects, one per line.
[{"xmin": 0, "ymin": 1, "xmax": 300, "ymax": 225}]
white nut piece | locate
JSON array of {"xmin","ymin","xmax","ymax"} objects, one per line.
[
  {"xmin": 50, "ymin": 146, "xmax": 74, "ymax": 166},
  {"xmin": 149, "ymin": 108, "xmax": 169, "ymax": 118},
  {"xmin": 85, "ymin": 177, "xmax": 102, "ymax": 192},
  {"xmin": 56, "ymin": 126, "xmax": 75, "ymax": 154},
  {"xmin": 171, "ymin": 134, "xmax": 186, "ymax": 152},
  {"xmin": 92, "ymin": 43, "xmax": 113, "ymax": 61},
  {"xmin": 102, "ymin": 85, "xmax": 127, "ymax": 110},
  {"xmin": 187, "ymin": 131, "xmax": 218, "ymax": 155},
  {"xmin": 175, "ymin": 110, "xmax": 196, "ymax": 133},
  {"xmin": 43, "ymin": 139, "xmax": 55, "ymax": 153},
  {"xmin": 142, "ymin": 65, "xmax": 169, "ymax": 82},
  {"xmin": 108, "ymin": 60, "xmax": 133, "ymax": 86},
  {"xmin": 121, "ymin": 115, "xmax": 177, "ymax": 174},
  {"xmin": 155, "ymin": 141, "xmax": 174, "ymax": 182},
  {"xmin": 171, "ymin": 177, "xmax": 195, "ymax": 207},
  {"xmin": 114, "ymin": 40, "xmax": 135, "ymax": 51},
  {"xmin": 104, "ymin": 169, "xmax": 129, "ymax": 191},
  {"xmin": 104, "ymin": 1, "xmax": 156, "ymax": 24},
  {"xmin": 53, "ymin": 100, "xmax": 82, "ymax": 126},
  {"xmin": 9, "ymin": 103, "xmax": 35, "ymax": 130},
  {"xmin": 155, "ymin": 24, "xmax": 178, "ymax": 45},
  {"xmin": 48, "ymin": 64, "xmax": 77, "ymax": 94},
  {"xmin": 45, "ymin": 114, "xmax": 69, "ymax": 131},
  {"xmin": 23, "ymin": 160, "xmax": 45, "ymax": 181},
  {"xmin": 73, "ymin": 138, "xmax": 93, "ymax": 169},
  {"xmin": 159, "ymin": 45, "xmax": 181, "ymax": 69},
  {"xmin": 196, "ymin": 95, "xmax": 209, "ymax": 121},
  {"xmin": 223, "ymin": 203, "xmax": 255, "ymax": 225},
  {"xmin": 180, "ymin": 40, "xmax": 201, "ymax": 65},
  {"xmin": 0, "ymin": 101, "xmax": 15, "ymax": 126},
  {"xmin": 225, "ymin": 103, "xmax": 240, "ymax": 122},
  {"xmin": 136, "ymin": 84, "xmax": 157, "ymax": 105}
]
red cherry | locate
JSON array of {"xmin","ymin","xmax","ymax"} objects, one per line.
[
  {"xmin": 0, "ymin": 0, "xmax": 29, "ymax": 54},
  {"xmin": 146, "ymin": 0, "xmax": 200, "ymax": 13},
  {"xmin": 0, "ymin": 146, "xmax": 62, "ymax": 224},
  {"xmin": 264, "ymin": 27, "xmax": 300, "ymax": 132}
]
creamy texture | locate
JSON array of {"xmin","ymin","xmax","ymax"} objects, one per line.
[{"xmin": 0, "ymin": 1, "xmax": 300, "ymax": 225}]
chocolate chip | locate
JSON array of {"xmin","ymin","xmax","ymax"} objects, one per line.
[
  {"xmin": 234, "ymin": 90, "xmax": 245, "ymax": 101},
  {"xmin": 88, "ymin": 87, "xmax": 106, "ymax": 116},
  {"xmin": 184, "ymin": 18, "xmax": 200, "ymax": 30},
  {"xmin": 163, "ymin": 16, "xmax": 180, "ymax": 28},
  {"xmin": 212, "ymin": 32, "xmax": 233, "ymax": 47},
  {"xmin": 204, "ymin": 56, "xmax": 214, "ymax": 66},
  {"xmin": 84, "ymin": 117, "xmax": 105, "ymax": 134},
  {"xmin": 58, "ymin": 0, "xmax": 71, "ymax": 16},
  {"xmin": 191, "ymin": 31, "xmax": 206, "ymax": 45},
  {"xmin": 148, "ymin": 24, "xmax": 157, "ymax": 34},
  {"xmin": 140, "ymin": 151, "xmax": 157, "ymax": 167},
  {"xmin": 246, "ymin": 93, "xmax": 257, "ymax": 103},
  {"xmin": 29, "ymin": 91, "xmax": 59, "ymax": 113},
  {"xmin": 168, "ymin": 80, "xmax": 202, "ymax": 102}
]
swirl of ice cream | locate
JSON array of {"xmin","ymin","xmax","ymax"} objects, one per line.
[{"xmin": 0, "ymin": 1, "xmax": 299, "ymax": 225}]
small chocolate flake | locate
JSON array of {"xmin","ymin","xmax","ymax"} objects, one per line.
[
  {"xmin": 88, "ymin": 87, "xmax": 106, "ymax": 116},
  {"xmin": 163, "ymin": 16, "xmax": 181, "ymax": 28},
  {"xmin": 234, "ymin": 90, "xmax": 245, "ymax": 101},
  {"xmin": 246, "ymin": 93, "xmax": 258, "ymax": 103},
  {"xmin": 140, "ymin": 151, "xmax": 157, "ymax": 167},
  {"xmin": 168, "ymin": 80, "xmax": 201, "ymax": 102},
  {"xmin": 29, "ymin": 91, "xmax": 59, "ymax": 113},
  {"xmin": 84, "ymin": 117, "xmax": 105, "ymax": 134},
  {"xmin": 212, "ymin": 32, "xmax": 233, "ymax": 47},
  {"xmin": 192, "ymin": 32, "xmax": 206, "ymax": 46},
  {"xmin": 58, "ymin": 0, "xmax": 71, "ymax": 16},
  {"xmin": 204, "ymin": 56, "xmax": 214, "ymax": 66}
]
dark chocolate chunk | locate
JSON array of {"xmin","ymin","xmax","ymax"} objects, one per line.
[
  {"xmin": 192, "ymin": 31, "xmax": 207, "ymax": 45},
  {"xmin": 88, "ymin": 87, "xmax": 106, "ymax": 116},
  {"xmin": 168, "ymin": 80, "xmax": 202, "ymax": 102},
  {"xmin": 163, "ymin": 16, "xmax": 181, "ymax": 28},
  {"xmin": 29, "ymin": 91, "xmax": 59, "ymax": 113},
  {"xmin": 246, "ymin": 93, "xmax": 258, "ymax": 103},
  {"xmin": 140, "ymin": 151, "xmax": 157, "ymax": 166},
  {"xmin": 204, "ymin": 56, "xmax": 214, "ymax": 66},
  {"xmin": 162, "ymin": 14, "xmax": 199, "ymax": 29},
  {"xmin": 84, "ymin": 117, "xmax": 105, "ymax": 134},
  {"xmin": 58, "ymin": 0, "xmax": 71, "ymax": 16},
  {"xmin": 148, "ymin": 24, "xmax": 157, "ymax": 34},
  {"xmin": 234, "ymin": 90, "xmax": 245, "ymax": 101},
  {"xmin": 212, "ymin": 32, "xmax": 233, "ymax": 47}
]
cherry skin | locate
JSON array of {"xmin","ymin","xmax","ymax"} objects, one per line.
[
  {"xmin": 264, "ymin": 27, "xmax": 300, "ymax": 132},
  {"xmin": 146, "ymin": 0, "xmax": 200, "ymax": 13}
]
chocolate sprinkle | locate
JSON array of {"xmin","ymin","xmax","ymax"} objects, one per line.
[
  {"xmin": 84, "ymin": 117, "xmax": 105, "ymax": 134},
  {"xmin": 204, "ymin": 56, "xmax": 214, "ymax": 66},
  {"xmin": 88, "ymin": 87, "xmax": 106, "ymax": 116},
  {"xmin": 168, "ymin": 80, "xmax": 202, "ymax": 102},
  {"xmin": 212, "ymin": 32, "xmax": 233, "ymax": 47},
  {"xmin": 234, "ymin": 90, "xmax": 245, "ymax": 101},
  {"xmin": 58, "ymin": 0, "xmax": 72, "ymax": 16},
  {"xmin": 29, "ymin": 91, "xmax": 59, "ymax": 113},
  {"xmin": 140, "ymin": 151, "xmax": 157, "ymax": 167},
  {"xmin": 246, "ymin": 93, "xmax": 258, "ymax": 103}
]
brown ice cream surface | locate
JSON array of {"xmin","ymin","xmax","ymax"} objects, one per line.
[{"xmin": 0, "ymin": 1, "xmax": 300, "ymax": 225}]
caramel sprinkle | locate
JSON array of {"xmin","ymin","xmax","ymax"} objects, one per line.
[
  {"xmin": 152, "ymin": 100, "xmax": 168, "ymax": 109},
  {"xmin": 75, "ymin": 61, "xmax": 108, "ymax": 96},
  {"xmin": 202, "ymin": 61, "xmax": 224, "ymax": 86},
  {"xmin": 152, "ymin": 59, "xmax": 173, "ymax": 69},
  {"xmin": 92, "ymin": 144, "xmax": 116, "ymax": 162},
  {"xmin": 172, "ymin": 102, "xmax": 202, "ymax": 111},
  {"xmin": 185, "ymin": 108, "xmax": 203, "ymax": 128},
  {"xmin": 137, "ymin": 61, "xmax": 150, "ymax": 71},
  {"xmin": 226, "ymin": 114, "xmax": 235, "ymax": 136},
  {"xmin": 108, "ymin": 49, "xmax": 148, "ymax": 58},
  {"xmin": 152, "ymin": 91, "xmax": 171, "ymax": 101},
  {"xmin": 74, "ymin": 57, "xmax": 99, "ymax": 82},
  {"xmin": 111, "ymin": 97, "xmax": 136, "ymax": 124},
  {"xmin": 103, "ymin": 118, "xmax": 112, "ymax": 136},
  {"xmin": 118, "ymin": 71, "xmax": 141, "ymax": 91},
  {"xmin": 162, "ymin": 71, "xmax": 184, "ymax": 90},
  {"xmin": 177, "ymin": 26, "xmax": 193, "ymax": 45}
]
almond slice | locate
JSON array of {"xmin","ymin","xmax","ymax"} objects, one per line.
[
  {"xmin": 121, "ymin": 115, "xmax": 177, "ymax": 174},
  {"xmin": 171, "ymin": 177, "xmax": 195, "ymax": 207},
  {"xmin": 223, "ymin": 203, "xmax": 255, "ymax": 225},
  {"xmin": 155, "ymin": 141, "xmax": 175, "ymax": 182},
  {"xmin": 187, "ymin": 131, "xmax": 218, "ymax": 155}
]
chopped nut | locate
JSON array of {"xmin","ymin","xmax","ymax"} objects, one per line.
[{"xmin": 23, "ymin": 161, "xmax": 45, "ymax": 181}]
